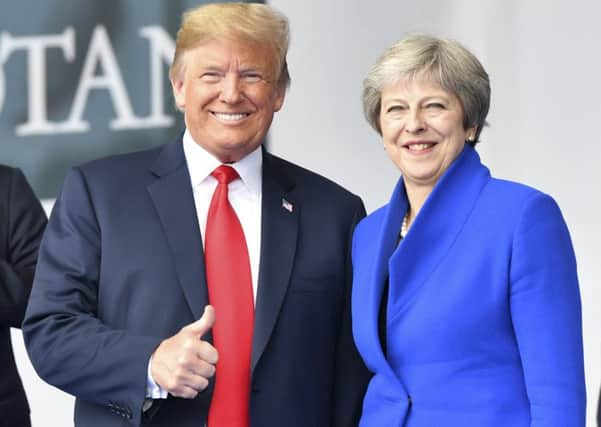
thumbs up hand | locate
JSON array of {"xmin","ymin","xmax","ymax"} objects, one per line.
[{"xmin": 150, "ymin": 305, "xmax": 219, "ymax": 399}]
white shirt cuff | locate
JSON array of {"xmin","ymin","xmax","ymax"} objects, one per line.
[{"xmin": 146, "ymin": 356, "xmax": 168, "ymax": 399}]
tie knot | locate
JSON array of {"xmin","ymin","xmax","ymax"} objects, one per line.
[{"xmin": 212, "ymin": 165, "xmax": 239, "ymax": 185}]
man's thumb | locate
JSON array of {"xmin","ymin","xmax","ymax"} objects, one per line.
[{"xmin": 186, "ymin": 305, "xmax": 215, "ymax": 336}]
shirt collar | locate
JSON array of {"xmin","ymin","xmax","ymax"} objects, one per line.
[{"xmin": 182, "ymin": 129, "xmax": 262, "ymax": 197}]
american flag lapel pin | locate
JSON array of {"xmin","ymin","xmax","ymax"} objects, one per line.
[{"xmin": 281, "ymin": 198, "xmax": 293, "ymax": 213}]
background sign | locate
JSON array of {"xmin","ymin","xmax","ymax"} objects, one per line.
[{"xmin": 0, "ymin": 0, "xmax": 258, "ymax": 198}]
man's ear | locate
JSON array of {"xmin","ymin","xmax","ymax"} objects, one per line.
[
  {"xmin": 171, "ymin": 77, "xmax": 186, "ymax": 110},
  {"xmin": 273, "ymin": 86, "xmax": 286, "ymax": 112}
]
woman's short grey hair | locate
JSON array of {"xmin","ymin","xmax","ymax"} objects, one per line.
[{"xmin": 362, "ymin": 34, "xmax": 490, "ymax": 146}]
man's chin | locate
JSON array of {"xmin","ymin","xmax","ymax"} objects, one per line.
[{"xmin": 212, "ymin": 142, "xmax": 262, "ymax": 163}]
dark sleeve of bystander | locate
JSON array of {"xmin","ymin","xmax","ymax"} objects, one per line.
[{"xmin": 0, "ymin": 165, "xmax": 47, "ymax": 427}]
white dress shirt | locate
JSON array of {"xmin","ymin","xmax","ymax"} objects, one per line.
[
  {"xmin": 146, "ymin": 129, "xmax": 263, "ymax": 399},
  {"xmin": 183, "ymin": 130, "xmax": 263, "ymax": 298}
]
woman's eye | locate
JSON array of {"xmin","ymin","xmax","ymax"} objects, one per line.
[
  {"xmin": 425, "ymin": 102, "xmax": 445, "ymax": 109},
  {"xmin": 386, "ymin": 105, "xmax": 405, "ymax": 113}
]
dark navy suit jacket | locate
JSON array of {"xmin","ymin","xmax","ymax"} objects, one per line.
[
  {"xmin": 23, "ymin": 138, "xmax": 369, "ymax": 426},
  {"xmin": 0, "ymin": 166, "xmax": 46, "ymax": 427}
]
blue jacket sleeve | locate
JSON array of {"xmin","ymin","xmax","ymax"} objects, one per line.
[{"xmin": 509, "ymin": 192, "xmax": 586, "ymax": 426}]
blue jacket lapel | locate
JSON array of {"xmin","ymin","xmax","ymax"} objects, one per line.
[
  {"xmin": 364, "ymin": 178, "xmax": 407, "ymax": 361},
  {"xmin": 147, "ymin": 139, "xmax": 208, "ymax": 320},
  {"xmin": 387, "ymin": 145, "xmax": 490, "ymax": 320}
]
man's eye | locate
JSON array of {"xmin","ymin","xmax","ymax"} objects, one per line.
[
  {"xmin": 242, "ymin": 73, "xmax": 263, "ymax": 83},
  {"xmin": 201, "ymin": 73, "xmax": 221, "ymax": 82}
]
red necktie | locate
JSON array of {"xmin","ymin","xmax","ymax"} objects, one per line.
[{"xmin": 205, "ymin": 165, "xmax": 254, "ymax": 427}]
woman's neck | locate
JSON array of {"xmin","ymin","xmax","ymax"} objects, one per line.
[{"xmin": 404, "ymin": 182, "xmax": 434, "ymax": 228}]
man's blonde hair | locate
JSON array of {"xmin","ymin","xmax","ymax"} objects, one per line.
[{"xmin": 169, "ymin": 2, "xmax": 290, "ymax": 90}]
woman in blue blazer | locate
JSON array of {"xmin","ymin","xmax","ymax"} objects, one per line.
[{"xmin": 352, "ymin": 34, "xmax": 586, "ymax": 426}]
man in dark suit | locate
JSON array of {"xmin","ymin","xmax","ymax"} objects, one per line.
[
  {"xmin": 23, "ymin": 3, "xmax": 369, "ymax": 426},
  {"xmin": 0, "ymin": 165, "xmax": 47, "ymax": 427}
]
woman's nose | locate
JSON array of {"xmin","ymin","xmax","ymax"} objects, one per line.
[{"xmin": 405, "ymin": 110, "xmax": 426, "ymax": 133}]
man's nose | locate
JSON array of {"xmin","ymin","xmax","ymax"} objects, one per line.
[{"xmin": 220, "ymin": 74, "xmax": 243, "ymax": 103}]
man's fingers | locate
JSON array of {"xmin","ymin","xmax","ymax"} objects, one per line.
[
  {"xmin": 175, "ymin": 349, "xmax": 217, "ymax": 377},
  {"xmin": 194, "ymin": 359, "xmax": 216, "ymax": 379},
  {"xmin": 172, "ymin": 366, "xmax": 211, "ymax": 396},
  {"xmin": 184, "ymin": 372, "xmax": 210, "ymax": 393},
  {"xmin": 169, "ymin": 384, "xmax": 201, "ymax": 399},
  {"xmin": 197, "ymin": 340, "xmax": 219, "ymax": 365},
  {"xmin": 160, "ymin": 364, "xmax": 211, "ymax": 398}
]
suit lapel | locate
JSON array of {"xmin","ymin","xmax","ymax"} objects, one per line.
[
  {"xmin": 251, "ymin": 152, "xmax": 298, "ymax": 373},
  {"xmin": 147, "ymin": 140, "xmax": 207, "ymax": 320},
  {"xmin": 387, "ymin": 145, "xmax": 490, "ymax": 320}
]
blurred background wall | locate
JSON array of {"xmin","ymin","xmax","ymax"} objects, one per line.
[
  {"xmin": 4, "ymin": 0, "xmax": 600, "ymax": 425},
  {"xmin": 267, "ymin": 1, "xmax": 600, "ymax": 425}
]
